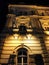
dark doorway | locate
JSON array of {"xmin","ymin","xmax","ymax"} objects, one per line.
[{"xmin": 35, "ymin": 54, "xmax": 44, "ymax": 65}]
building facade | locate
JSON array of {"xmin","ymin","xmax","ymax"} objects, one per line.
[{"xmin": 0, "ymin": 4, "xmax": 49, "ymax": 65}]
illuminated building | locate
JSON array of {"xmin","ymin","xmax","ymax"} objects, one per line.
[{"xmin": 0, "ymin": 4, "xmax": 49, "ymax": 65}]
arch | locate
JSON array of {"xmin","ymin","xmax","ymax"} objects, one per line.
[
  {"xmin": 17, "ymin": 48, "xmax": 28, "ymax": 65},
  {"xmin": 13, "ymin": 44, "xmax": 32, "ymax": 54}
]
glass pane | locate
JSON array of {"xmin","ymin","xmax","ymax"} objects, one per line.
[
  {"xmin": 23, "ymin": 57, "xmax": 27, "ymax": 63},
  {"xmin": 18, "ymin": 57, "xmax": 22, "ymax": 63},
  {"xmin": 17, "ymin": 48, "xmax": 28, "ymax": 65}
]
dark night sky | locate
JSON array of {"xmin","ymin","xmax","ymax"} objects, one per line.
[{"xmin": 0, "ymin": 0, "xmax": 49, "ymax": 33}]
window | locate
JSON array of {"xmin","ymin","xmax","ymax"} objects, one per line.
[{"xmin": 17, "ymin": 48, "xmax": 28, "ymax": 65}]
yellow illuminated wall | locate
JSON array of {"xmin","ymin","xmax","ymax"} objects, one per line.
[{"xmin": 0, "ymin": 4, "xmax": 49, "ymax": 65}]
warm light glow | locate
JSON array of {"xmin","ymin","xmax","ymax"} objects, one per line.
[
  {"xmin": 44, "ymin": 31, "xmax": 49, "ymax": 35},
  {"xmin": 13, "ymin": 34, "xmax": 18, "ymax": 39},
  {"xmin": 3, "ymin": 32, "xmax": 41, "ymax": 53},
  {"xmin": 44, "ymin": 36, "xmax": 49, "ymax": 52},
  {"xmin": 4, "ymin": 34, "xmax": 40, "ymax": 44},
  {"xmin": 3, "ymin": 33, "xmax": 42, "ymax": 55},
  {"xmin": 27, "ymin": 34, "xmax": 32, "ymax": 39},
  {"xmin": 13, "ymin": 33, "xmax": 27, "ymax": 40},
  {"xmin": 26, "ymin": 35, "xmax": 40, "ymax": 44}
]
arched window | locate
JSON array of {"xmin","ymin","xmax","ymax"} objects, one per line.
[{"xmin": 17, "ymin": 48, "xmax": 28, "ymax": 65}]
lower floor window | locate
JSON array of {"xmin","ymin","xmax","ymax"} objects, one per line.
[
  {"xmin": 8, "ymin": 48, "xmax": 44, "ymax": 65},
  {"xmin": 17, "ymin": 48, "xmax": 27, "ymax": 65}
]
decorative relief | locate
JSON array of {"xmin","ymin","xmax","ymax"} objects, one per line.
[{"xmin": 39, "ymin": 19, "xmax": 49, "ymax": 30}]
